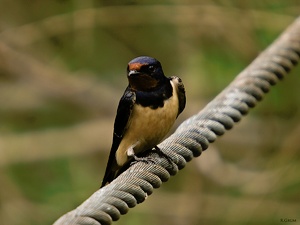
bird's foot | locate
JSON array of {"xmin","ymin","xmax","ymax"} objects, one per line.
[
  {"xmin": 152, "ymin": 146, "xmax": 174, "ymax": 167},
  {"xmin": 130, "ymin": 155, "xmax": 156, "ymax": 166},
  {"xmin": 129, "ymin": 146, "xmax": 174, "ymax": 167}
]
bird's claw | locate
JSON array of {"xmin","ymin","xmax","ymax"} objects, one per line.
[
  {"xmin": 130, "ymin": 155, "xmax": 156, "ymax": 166},
  {"xmin": 152, "ymin": 146, "xmax": 174, "ymax": 167}
]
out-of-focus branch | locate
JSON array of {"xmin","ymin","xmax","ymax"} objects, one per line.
[
  {"xmin": 0, "ymin": 119, "xmax": 112, "ymax": 166},
  {"xmin": 0, "ymin": 6, "xmax": 294, "ymax": 47},
  {"xmin": 0, "ymin": 41, "xmax": 119, "ymax": 114}
]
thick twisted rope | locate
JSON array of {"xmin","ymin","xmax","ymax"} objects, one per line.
[{"xmin": 54, "ymin": 17, "xmax": 300, "ymax": 225}]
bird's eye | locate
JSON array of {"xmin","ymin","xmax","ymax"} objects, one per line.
[{"xmin": 148, "ymin": 65, "xmax": 155, "ymax": 72}]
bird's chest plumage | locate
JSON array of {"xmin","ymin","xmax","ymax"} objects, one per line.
[
  {"xmin": 129, "ymin": 96, "xmax": 178, "ymax": 145},
  {"xmin": 116, "ymin": 82, "xmax": 179, "ymax": 166}
]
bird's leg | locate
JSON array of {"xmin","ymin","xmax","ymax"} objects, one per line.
[
  {"xmin": 127, "ymin": 145, "xmax": 136, "ymax": 158},
  {"xmin": 128, "ymin": 142, "xmax": 156, "ymax": 165}
]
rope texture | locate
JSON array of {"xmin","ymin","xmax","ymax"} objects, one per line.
[{"xmin": 53, "ymin": 17, "xmax": 300, "ymax": 225}]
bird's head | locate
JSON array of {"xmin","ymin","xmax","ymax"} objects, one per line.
[{"xmin": 127, "ymin": 56, "xmax": 166, "ymax": 91}]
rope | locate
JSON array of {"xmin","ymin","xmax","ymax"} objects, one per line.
[{"xmin": 53, "ymin": 17, "xmax": 300, "ymax": 225}]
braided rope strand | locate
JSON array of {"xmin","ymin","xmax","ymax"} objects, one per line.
[{"xmin": 53, "ymin": 17, "xmax": 300, "ymax": 225}]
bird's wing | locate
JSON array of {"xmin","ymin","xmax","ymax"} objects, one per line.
[
  {"xmin": 177, "ymin": 78, "xmax": 186, "ymax": 116},
  {"xmin": 170, "ymin": 76, "xmax": 186, "ymax": 117},
  {"xmin": 113, "ymin": 88, "xmax": 136, "ymax": 142},
  {"xmin": 101, "ymin": 87, "xmax": 136, "ymax": 187}
]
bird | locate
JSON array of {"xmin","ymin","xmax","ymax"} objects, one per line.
[{"xmin": 101, "ymin": 56, "xmax": 186, "ymax": 188}]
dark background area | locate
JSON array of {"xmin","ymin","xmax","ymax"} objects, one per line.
[{"xmin": 0, "ymin": 1, "xmax": 299, "ymax": 225}]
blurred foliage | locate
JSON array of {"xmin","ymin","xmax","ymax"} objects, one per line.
[{"xmin": 0, "ymin": 1, "xmax": 300, "ymax": 225}]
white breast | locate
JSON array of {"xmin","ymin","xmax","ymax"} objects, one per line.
[{"xmin": 116, "ymin": 80, "xmax": 179, "ymax": 166}]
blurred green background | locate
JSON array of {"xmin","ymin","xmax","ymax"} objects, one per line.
[{"xmin": 0, "ymin": 1, "xmax": 300, "ymax": 225}]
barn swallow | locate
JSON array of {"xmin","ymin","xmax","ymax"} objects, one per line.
[{"xmin": 101, "ymin": 56, "xmax": 186, "ymax": 187}]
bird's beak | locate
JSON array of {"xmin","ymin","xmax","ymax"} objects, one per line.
[{"xmin": 128, "ymin": 70, "xmax": 140, "ymax": 77}]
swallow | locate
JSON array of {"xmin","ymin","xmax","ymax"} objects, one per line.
[{"xmin": 101, "ymin": 56, "xmax": 186, "ymax": 188}]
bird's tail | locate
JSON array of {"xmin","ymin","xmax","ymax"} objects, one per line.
[
  {"xmin": 100, "ymin": 168, "xmax": 118, "ymax": 188},
  {"xmin": 100, "ymin": 157, "xmax": 133, "ymax": 188}
]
